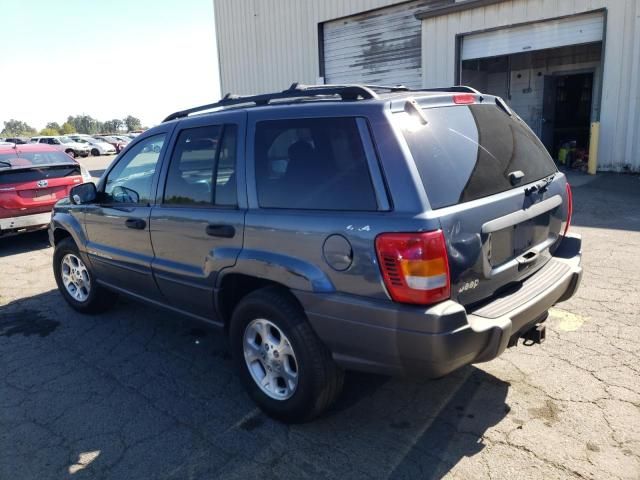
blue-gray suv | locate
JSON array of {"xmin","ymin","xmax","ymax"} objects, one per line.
[{"xmin": 49, "ymin": 84, "xmax": 582, "ymax": 422}]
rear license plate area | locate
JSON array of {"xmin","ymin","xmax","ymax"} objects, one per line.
[{"xmin": 490, "ymin": 217, "xmax": 550, "ymax": 266}]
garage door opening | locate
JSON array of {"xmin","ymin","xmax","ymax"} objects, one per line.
[
  {"xmin": 461, "ymin": 42, "xmax": 602, "ymax": 171},
  {"xmin": 541, "ymin": 72, "xmax": 594, "ymax": 166}
]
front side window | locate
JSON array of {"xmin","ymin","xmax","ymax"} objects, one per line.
[
  {"xmin": 163, "ymin": 125, "xmax": 238, "ymax": 206},
  {"xmin": 103, "ymin": 134, "xmax": 166, "ymax": 204},
  {"xmin": 254, "ymin": 117, "xmax": 377, "ymax": 211}
]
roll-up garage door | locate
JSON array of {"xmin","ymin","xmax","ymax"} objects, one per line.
[
  {"xmin": 322, "ymin": 2, "xmax": 426, "ymax": 88},
  {"xmin": 461, "ymin": 12, "xmax": 605, "ymax": 61}
]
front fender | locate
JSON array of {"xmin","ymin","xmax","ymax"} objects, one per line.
[
  {"xmin": 49, "ymin": 209, "xmax": 88, "ymax": 256},
  {"xmin": 217, "ymin": 249, "xmax": 335, "ymax": 293}
]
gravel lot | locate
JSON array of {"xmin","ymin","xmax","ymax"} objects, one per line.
[{"xmin": 1, "ymin": 172, "xmax": 639, "ymax": 479}]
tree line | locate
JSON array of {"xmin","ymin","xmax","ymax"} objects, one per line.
[{"xmin": 1, "ymin": 115, "xmax": 144, "ymax": 137}]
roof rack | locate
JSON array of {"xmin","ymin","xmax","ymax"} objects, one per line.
[
  {"xmin": 364, "ymin": 84, "xmax": 410, "ymax": 92},
  {"xmin": 162, "ymin": 83, "xmax": 379, "ymax": 122},
  {"xmin": 363, "ymin": 84, "xmax": 480, "ymax": 94},
  {"xmin": 419, "ymin": 86, "xmax": 481, "ymax": 94}
]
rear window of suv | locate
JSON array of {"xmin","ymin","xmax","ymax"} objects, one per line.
[{"xmin": 395, "ymin": 103, "xmax": 557, "ymax": 209}]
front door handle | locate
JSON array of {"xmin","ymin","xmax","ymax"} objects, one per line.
[
  {"xmin": 206, "ymin": 224, "xmax": 235, "ymax": 238},
  {"xmin": 125, "ymin": 217, "xmax": 146, "ymax": 230}
]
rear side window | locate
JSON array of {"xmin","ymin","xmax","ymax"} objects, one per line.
[
  {"xmin": 396, "ymin": 104, "xmax": 557, "ymax": 209},
  {"xmin": 163, "ymin": 125, "xmax": 238, "ymax": 207},
  {"xmin": 254, "ymin": 117, "xmax": 377, "ymax": 211}
]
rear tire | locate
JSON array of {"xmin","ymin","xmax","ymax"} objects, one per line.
[
  {"xmin": 53, "ymin": 237, "xmax": 118, "ymax": 314},
  {"xmin": 230, "ymin": 287, "xmax": 344, "ymax": 423}
]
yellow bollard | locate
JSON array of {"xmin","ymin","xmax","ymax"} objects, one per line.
[{"xmin": 588, "ymin": 122, "xmax": 599, "ymax": 175}]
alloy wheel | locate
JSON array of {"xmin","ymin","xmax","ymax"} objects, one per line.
[
  {"xmin": 243, "ymin": 318, "xmax": 299, "ymax": 400},
  {"xmin": 61, "ymin": 254, "xmax": 91, "ymax": 302}
]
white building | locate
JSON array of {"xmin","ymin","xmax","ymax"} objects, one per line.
[{"xmin": 214, "ymin": 0, "xmax": 640, "ymax": 172}]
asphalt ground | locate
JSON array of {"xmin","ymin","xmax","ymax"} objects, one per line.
[
  {"xmin": 78, "ymin": 154, "xmax": 116, "ymax": 180},
  {"xmin": 1, "ymin": 172, "xmax": 639, "ymax": 479}
]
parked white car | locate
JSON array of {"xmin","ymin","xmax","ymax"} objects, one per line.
[
  {"xmin": 69, "ymin": 135, "xmax": 117, "ymax": 156},
  {"xmin": 30, "ymin": 136, "xmax": 91, "ymax": 158}
]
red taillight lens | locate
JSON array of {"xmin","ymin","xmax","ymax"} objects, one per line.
[
  {"xmin": 563, "ymin": 183, "xmax": 573, "ymax": 237},
  {"xmin": 375, "ymin": 230, "xmax": 451, "ymax": 305},
  {"xmin": 453, "ymin": 93, "xmax": 475, "ymax": 104}
]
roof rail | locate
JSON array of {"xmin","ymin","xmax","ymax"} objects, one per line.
[
  {"xmin": 162, "ymin": 83, "xmax": 379, "ymax": 122},
  {"xmin": 364, "ymin": 84, "xmax": 410, "ymax": 92},
  {"xmin": 418, "ymin": 85, "xmax": 481, "ymax": 94}
]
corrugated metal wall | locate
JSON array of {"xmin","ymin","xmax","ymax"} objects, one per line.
[
  {"xmin": 421, "ymin": 0, "xmax": 640, "ymax": 172},
  {"xmin": 323, "ymin": 2, "xmax": 436, "ymax": 88},
  {"xmin": 214, "ymin": 0, "xmax": 449, "ymax": 94},
  {"xmin": 214, "ymin": 0, "xmax": 402, "ymax": 95}
]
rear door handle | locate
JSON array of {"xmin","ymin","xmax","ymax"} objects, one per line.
[
  {"xmin": 125, "ymin": 217, "xmax": 146, "ymax": 230},
  {"xmin": 206, "ymin": 224, "xmax": 235, "ymax": 238}
]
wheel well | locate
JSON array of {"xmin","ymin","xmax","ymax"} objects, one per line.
[
  {"xmin": 217, "ymin": 274, "xmax": 296, "ymax": 330},
  {"xmin": 53, "ymin": 228, "xmax": 72, "ymax": 245}
]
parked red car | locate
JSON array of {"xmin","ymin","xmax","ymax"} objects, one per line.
[{"xmin": 0, "ymin": 143, "xmax": 90, "ymax": 236}]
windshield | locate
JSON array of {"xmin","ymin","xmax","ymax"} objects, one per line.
[
  {"xmin": 58, "ymin": 136, "xmax": 74, "ymax": 144},
  {"xmin": 396, "ymin": 103, "xmax": 557, "ymax": 209},
  {"xmin": 0, "ymin": 150, "xmax": 76, "ymax": 168}
]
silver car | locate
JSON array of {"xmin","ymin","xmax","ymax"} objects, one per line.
[{"xmin": 69, "ymin": 135, "xmax": 117, "ymax": 156}]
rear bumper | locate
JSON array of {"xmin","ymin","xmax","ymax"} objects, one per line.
[
  {"xmin": 0, "ymin": 211, "xmax": 52, "ymax": 234},
  {"xmin": 295, "ymin": 233, "xmax": 582, "ymax": 378}
]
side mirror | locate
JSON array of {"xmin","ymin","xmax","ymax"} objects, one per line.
[
  {"xmin": 111, "ymin": 185, "xmax": 140, "ymax": 204},
  {"xmin": 70, "ymin": 182, "xmax": 97, "ymax": 205}
]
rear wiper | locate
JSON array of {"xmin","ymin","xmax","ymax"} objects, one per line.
[
  {"xmin": 525, "ymin": 174, "xmax": 556, "ymax": 196},
  {"xmin": 0, "ymin": 160, "xmax": 12, "ymax": 167}
]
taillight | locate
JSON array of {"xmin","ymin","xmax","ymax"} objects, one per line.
[
  {"xmin": 453, "ymin": 93, "xmax": 475, "ymax": 104},
  {"xmin": 562, "ymin": 183, "xmax": 573, "ymax": 237},
  {"xmin": 375, "ymin": 230, "xmax": 450, "ymax": 305}
]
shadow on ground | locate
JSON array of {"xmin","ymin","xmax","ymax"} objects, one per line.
[
  {"xmin": 569, "ymin": 172, "xmax": 640, "ymax": 232},
  {"xmin": 0, "ymin": 290, "xmax": 510, "ymax": 479},
  {"xmin": 0, "ymin": 229, "xmax": 50, "ymax": 257}
]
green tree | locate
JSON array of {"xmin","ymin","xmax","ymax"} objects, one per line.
[
  {"xmin": 124, "ymin": 115, "xmax": 142, "ymax": 132},
  {"xmin": 39, "ymin": 127, "xmax": 60, "ymax": 136},
  {"xmin": 1, "ymin": 119, "xmax": 37, "ymax": 136},
  {"xmin": 45, "ymin": 122, "xmax": 62, "ymax": 134},
  {"xmin": 61, "ymin": 122, "xmax": 76, "ymax": 134},
  {"xmin": 102, "ymin": 119, "xmax": 123, "ymax": 133},
  {"xmin": 66, "ymin": 115, "xmax": 99, "ymax": 134}
]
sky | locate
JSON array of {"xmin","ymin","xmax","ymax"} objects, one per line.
[{"xmin": 0, "ymin": 0, "xmax": 220, "ymax": 131}]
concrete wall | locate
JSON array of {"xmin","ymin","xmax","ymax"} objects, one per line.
[{"xmin": 422, "ymin": 0, "xmax": 640, "ymax": 172}]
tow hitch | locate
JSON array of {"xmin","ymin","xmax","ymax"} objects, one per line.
[{"xmin": 522, "ymin": 323, "xmax": 546, "ymax": 346}]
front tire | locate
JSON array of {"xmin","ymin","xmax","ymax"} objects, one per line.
[
  {"xmin": 230, "ymin": 287, "xmax": 344, "ymax": 423},
  {"xmin": 65, "ymin": 149, "xmax": 77, "ymax": 158},
  {"xmin": 53, "ymin": 237, "xmax": 117, "ymax": 313},
  {"xmin": 91, "ymin": 148, "xmax": 100, "ymax": 156}
]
